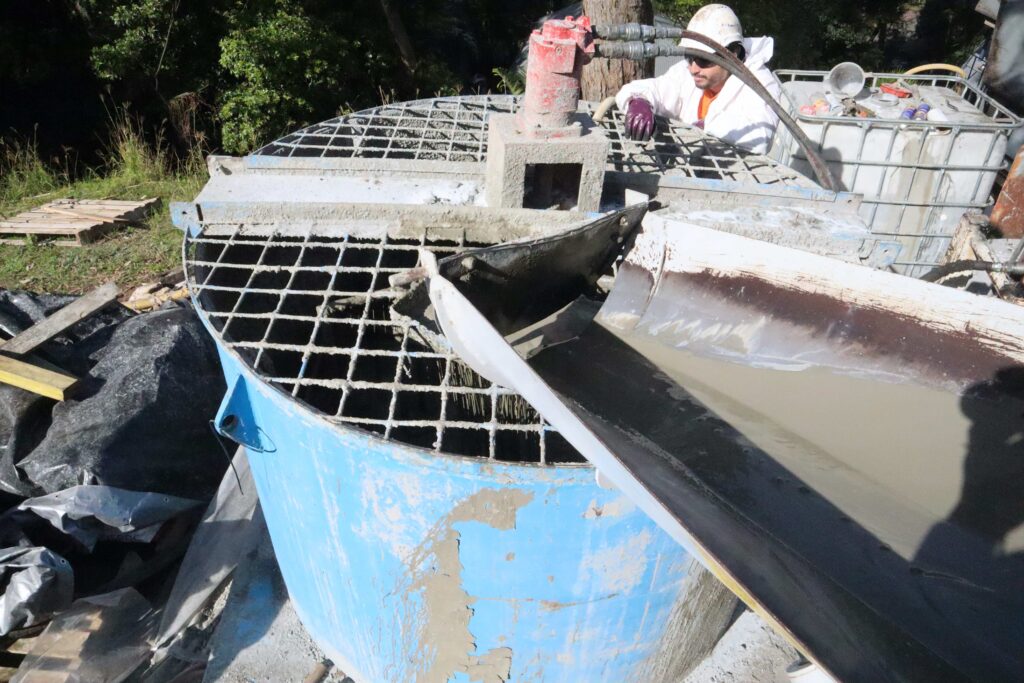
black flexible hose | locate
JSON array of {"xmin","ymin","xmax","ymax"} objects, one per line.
[
  {"xmin": 919, "ymin": 260, "xmax": 1024, "ymax": 282},
  {"xmin": 593, "ymin": 30, "xmax": 840, "ymax": 192}
]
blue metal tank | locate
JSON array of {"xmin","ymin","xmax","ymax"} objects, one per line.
[
  {"xmin": 205, "ymin": 354, "xmax": 727, "ymax": 682},
  {"xmin": 180, "ymin": 96, "xmax": 745, "ymax": 682}
]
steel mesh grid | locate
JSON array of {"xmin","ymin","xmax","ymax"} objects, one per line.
[
  {"xmin": 254, "ymin": 95, "xmax": 809, "ymax": 187},
  {"xmin": 256, "ymin": 96, "xmax": 507, "ymax": 162},
  {"xmin": 185, "ymin": 228, "xmax": 583, "ymax": 465},
  {"xmin": 593, "ymin": 103, "xmax": 808, "ymax": 186}
]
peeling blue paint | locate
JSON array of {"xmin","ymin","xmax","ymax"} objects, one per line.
[{"xmin": 204, "ymin": 323, "xmax": 703, "ymax": 682}]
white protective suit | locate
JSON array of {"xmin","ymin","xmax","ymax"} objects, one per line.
[{"xmin": 614, "ymin": 36, "xmax": 782, "ymax": 154}]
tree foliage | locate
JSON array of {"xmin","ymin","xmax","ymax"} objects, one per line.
[
  {"xmin": 655, "ymin": 0, "xmax": 986, "ymax": 71},
  {"xmin": 2, "ymin": 0, "xmax": 553, "ymax": 157},
  {"xmin": 0, "ymin": 0, "xmax": 992, "ymax": 161},
  {"xmin": 219, "ymin": 5, "xmax": 361, "ymax": 152}
]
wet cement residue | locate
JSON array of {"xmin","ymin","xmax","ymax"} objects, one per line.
[
  {"xmin": 401, "ymin": 488, "xmax": 533, "ymax": 683},
  {"xmin": 527, "ymin": 315, "xmax": 1024, "ymax": 680},
  {"xmin": 607, "ymin": 325, "xmax": 1021, "ymax": 558},
  {"xmin": 627, "ymin": 266, "xmax": 1024, "ymax": 390}
]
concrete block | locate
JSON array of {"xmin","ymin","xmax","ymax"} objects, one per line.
[{"xmin": 485, "ymin": 113, "xmax": 609, "ymax": 212}]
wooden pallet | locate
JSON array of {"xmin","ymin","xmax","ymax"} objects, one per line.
[{"xmin": 0, "ymin": 198, "xmax": 161, "ymax": 246}]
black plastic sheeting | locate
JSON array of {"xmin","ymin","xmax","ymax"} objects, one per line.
[
  {"xmin": 0, "ymin": 546, "xmax": 72, "ymax": 634},
  {"xmin": 0, "ymin": 290, "xmax": 229, "ymax": 635},
  {"xmin": 0, "ymin": 487, "xmax": 204, "ymax": 617},
  {"xmin": 0, "ymin": 292, "xmax": 227, "ymax": 499}
]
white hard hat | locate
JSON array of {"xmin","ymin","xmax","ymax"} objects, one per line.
[{"xmin": 680, "ymin": 4, "xmax": 743, "ymax": 54}]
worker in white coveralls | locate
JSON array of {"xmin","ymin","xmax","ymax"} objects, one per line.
[{"xmin": 614, "ymin": 4, "xmax": 782, "ymax": 154}]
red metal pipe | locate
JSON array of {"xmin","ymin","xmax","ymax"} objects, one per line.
[{"xmin": 517, "ymin": 17, "xmax": 594, "ymax": 136}]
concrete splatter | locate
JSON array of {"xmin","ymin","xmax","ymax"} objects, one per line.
[
  {"xmin": 582, "ymin": 495, "xmax": 636, "ymax": 519},
  {"xmin": 400, "ymin": 488, "xmax": 534, "ymax": 683},
  {"xmin": 578, "ymin": 529, "xmax": 652, "ymax": 593}
]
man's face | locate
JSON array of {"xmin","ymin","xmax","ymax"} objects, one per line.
[{"xmin": 688, "ymin": 57, "xmax": 730, "ymax": 94}]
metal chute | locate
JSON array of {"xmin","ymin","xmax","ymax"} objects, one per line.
[{"xmin": 425, "ymin": 213, "xmax": 1024, "ymax": 682}]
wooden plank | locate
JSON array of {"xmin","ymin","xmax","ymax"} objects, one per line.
[
  {"xmin": 74, "ymin": 223, "xmax": 116, "ymax": 245},
  {"xmin": 55, "ymin": 199, "xmax": 150, "ymax": 206},
  {"xmin": 4, "ymin": 199, "xmax": 158, "ymax": 225},
  {"xmin": 0, "ymin": 230, "xmax": 92, "ymax": 246},
  {"xmin": 1, "ymin": 282, "xmax": 120, "ymax": 355},
  {"xmin": 0, "ymin": 237, "xmax": 81, "ymax": 247},
  {"xmin": 0, "ymin": 219, "xmax": 96, "ymax": 228},
  {"xmin": 5, "ymin": 635, "xmax": 40, "ymax": 655},
  {"xmin": 53, "ymin": 198, "xmax": 156, "ymax": 206},
  {"xmin": 5, "ymin": 211, "xmax": 98, "ymax": 219},
  {"xmin": 0, "ymin": 218, "xmax": 95, "ymax": 226},
  {"xmin": 1, "ymin": 215, "xmax": 93, "ymax": 222},
  {"xmin": 40, "ymin": 206, "xmax": 128, "ymax": 224},
  {"xmin": 0, "ymin": 198, "xmax": 160, "ymax": 246},
  {"xmin": 0, "ymin": 355, "xmax": 77, "ymax": 400},
  {"xmin": 0, "ymin": 223, "xmax": 94, "ymax": 231},
  {"xmin": 64, "ymin": 198, "xmax": 159, "ymax": 214},
  {"xmin": 0, "ymin": 223, "xmax": 103, "ymax": 246}
]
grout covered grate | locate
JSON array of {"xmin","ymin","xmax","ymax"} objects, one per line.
[
  {"xmin": 190, "ymin": 95, "xmax": 818, "ymax": 465},
  {"xmin": 185, "ymin": 228, "xmax": 585, "ymax": 465},
  {"xmin": 255, "ymin": 95, "xmax": 812, "ymax": 188}
]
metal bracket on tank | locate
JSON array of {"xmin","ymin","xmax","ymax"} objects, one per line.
[
  {"xmin": 170, "ymin": 201, "xmax": 203, "ymax": 237},
  {"xmin": 214, "ymin": 376, "xmax": 277, "ymax": 453}
]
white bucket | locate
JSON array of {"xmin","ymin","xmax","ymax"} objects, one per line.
[{"xmin": 827, "ymin": 62, "xmax": 866, "ymax": 97}]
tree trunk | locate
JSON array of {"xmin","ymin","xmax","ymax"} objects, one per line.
[
  {"xmin": 581, "ymin": 0, "xmax": 654, "ymax": 102},
  {"xmin": 379, "ymin": 0, "xmax": 418, "ymax": 73}
]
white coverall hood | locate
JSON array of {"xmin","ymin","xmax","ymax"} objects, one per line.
[{"xmin": 614, "ymin": 36, "xmax": 782, "ymax": 154}]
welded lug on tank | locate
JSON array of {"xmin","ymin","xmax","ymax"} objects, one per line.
[{"xmin": 517, "ymin": 16, "xmax": 595, "ymax": 137}]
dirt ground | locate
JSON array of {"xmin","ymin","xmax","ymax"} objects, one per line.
[{"xmin": 680, "ymin": 610, "xmax": 801, "ymax": 683}]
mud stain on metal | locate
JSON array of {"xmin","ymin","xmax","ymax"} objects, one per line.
[
  {"xmin": 582, "ymin": 495, "xmax": 635, "ymax": 519},
  {"xmin": 538, "ymin": 594, "xmax": 619, "ymax": 612},
  {"xmin": 402, "ymin": 488, "xmax": 533, "ymax": 683},
  {"xmin": 464, "ymin": 646, "xmax": 514, "ymax": 683}
]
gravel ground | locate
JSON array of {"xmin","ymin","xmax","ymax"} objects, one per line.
[{"xmin": 680, "ymin": 610, "xmax": 802, "ymax": 683}]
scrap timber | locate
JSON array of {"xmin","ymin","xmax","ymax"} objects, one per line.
[
  {"xmin": 0, "ymin": 281, "xmax": 121, "ymax": 400},
  {"xmin": 0, "ymin": 198, "xmax": 160, "ymax": 246}
]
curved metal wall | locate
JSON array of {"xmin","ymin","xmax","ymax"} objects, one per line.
[{"xmin": 209, "ymin": 342, "xmax": 729, "ymax": 682}]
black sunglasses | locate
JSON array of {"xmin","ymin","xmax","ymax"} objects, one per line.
[{"xmin": 688, "ymin": 44, "xmax": 743, "ymax": 70}]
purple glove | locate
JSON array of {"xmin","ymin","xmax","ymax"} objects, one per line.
[{"xmin": 625, "ymin": 98, "xmax": 655, "ymax": 141}]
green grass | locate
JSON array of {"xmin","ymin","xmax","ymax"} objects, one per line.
[{"xmin": 0, "ymin": 115, "xmax": 206, "ymax": 295}]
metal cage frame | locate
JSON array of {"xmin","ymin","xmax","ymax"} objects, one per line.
[{"xmin": 772, "ymin": 70, "xmax": 1021, "ymax": 274}]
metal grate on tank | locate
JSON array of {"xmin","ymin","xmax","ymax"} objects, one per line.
[
  {"xmin": 185, "ymin": 229, "xmax": 585, "ymax": 465},
  {"xmin": 255, "ymin": 96, "xmax": 508, "ymax": 162},
  {"xmin": 595, "ymin": 104, "xmax": 809, "ymax": 186},
  {"xmin": 255, "ymin": 95, "xmax": 810, "ymax": 188}
]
